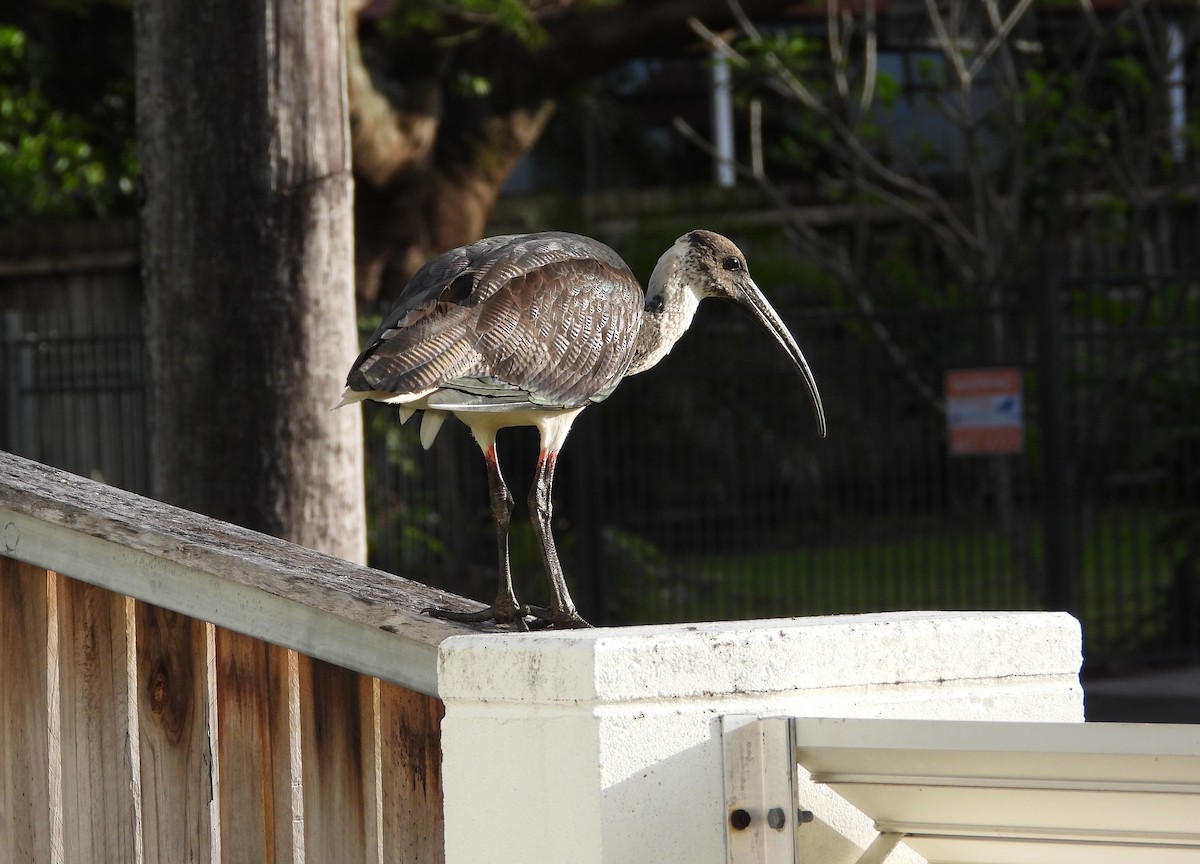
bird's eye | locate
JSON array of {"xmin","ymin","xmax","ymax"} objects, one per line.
[{"xmin": 722, "ymin": 255, "xmax": 743, "ymax": 272}]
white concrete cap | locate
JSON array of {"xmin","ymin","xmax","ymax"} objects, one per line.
[
  {"xmin": 438, "ymin": 611, "xmax": 1084, "ymax": 864},
  {"xmin": 438, "ymin": 610, "xmax": 1083, "ymax": 703}
]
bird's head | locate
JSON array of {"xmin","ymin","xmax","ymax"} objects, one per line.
[{"xmin": 659, "ymin": 229, "xmax": 827, "ymax": 438}]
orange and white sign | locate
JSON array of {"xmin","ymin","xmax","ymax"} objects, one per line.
[{"xmin": 945, "ymin": 368, "xmax": 1024, "ymax": 455}]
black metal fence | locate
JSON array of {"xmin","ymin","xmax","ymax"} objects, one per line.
[
  {"xmin": 2, "ymin": 308, "xmax": 148, "ymax": 494},
  {"xmin": 361, "ymin": 270, "xmax": 1200, "ymax": 667},
  {"xmin": 3, "ymin": 268, "xmax": 1197, "ymax": 668}
]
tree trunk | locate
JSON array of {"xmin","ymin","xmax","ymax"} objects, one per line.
[
  {"xmin": 343, "ymin": 0, "xmax": 784, "ymax": 304},
  {"xmin": 135, "ymin": 0, "xmax": 366, "ymax": 561},
  {"xmin": 347, "ymin": 43, "xmax": 556, "ymax": 306}
]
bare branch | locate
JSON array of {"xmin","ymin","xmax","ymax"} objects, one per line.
[
  {"xmin": 688, "ymin": 15, "xmax": 826, "ymax": 113},
  {"xmin": 980, "ymin": 0, "xmax": 1026, "ymax": 127},
  {"xmin": 686, "ymin": 16, "xmax": 746, "ymax": 68},
  {"xmin": 840, "ymin": 125, "xmax": 983, "ymax": 252},
  {"xmin": 859, "ymin": 0, "xmax": 878, "ymax": 113},
  {"xmin": 968, "ymin": 0, "xmax": 1036, "ymax": 81},
  {"xmin": 851, "ymin": 174, "xmax": 979, "ymax": 281},
  {"xmin": 1074, "ymin": 0, "xmax": 1105, "ymax": 35},
  {"xmin": 1128, "ymin": 0, "xmax": 1166, "ymax": 80},
  {"xmin": 698, "ymin": 9, "xmax": 976, "ymax": 251},
  {"xmin": 672, "ymin": 117, "xmax": 848, "ymax": 274},
  {"xmin": 827, "ymin": 1, "xmax": 851, "ymax": 103},
  {"xmin": 726, "ymin": 0, "xmax": 763, "ymax": 42},
  {"xmin": 924, "ymin": 0, "xmax": 971, "ymax": 87},
  {"xmin": 673, "ymin": 117, "xmax": 945, "ymax": 413}
]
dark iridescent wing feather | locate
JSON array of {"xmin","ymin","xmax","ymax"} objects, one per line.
[{"xmin": 346, "ymin": 232, "xmax": 645, "ymax": 409}]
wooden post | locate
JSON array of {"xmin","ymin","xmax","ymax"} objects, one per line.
[
  {"xmin": 0, "ymin": 558, "xmax": 61, "ymax": 863},
  {"xmin": 134, "ymin": 0, "xmax": 366, "ymax": 561},
  {"xmin": 214, "ymin": 630, "xmax": 302, "ymax": 864},
  {"xmin": 298, "ymin": 657, "xmax": 374, "ymax": 863},
  {"xmin": 136, "ymin": 603, "xmax": 217, "ymax": 864},
  {"xmin": 56, "ymin": 576, "xmax": 140, "ymax": 862},
  {"xmin": 379, "ymin": 684, "xmax": 446, "ymax": 861}
]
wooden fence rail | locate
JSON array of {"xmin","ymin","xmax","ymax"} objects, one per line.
[{"xmin": 0, "ymin": 450, "xmax": 483, "ymax": 864}]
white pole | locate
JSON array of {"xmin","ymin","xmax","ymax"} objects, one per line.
[
  {"xmin": 711, "ymin": 49, "xmax": 736, "ymax": 187},
  {"xmin": 1167, "ymin": 22, "xmax": 1186, "ymax": 164}
]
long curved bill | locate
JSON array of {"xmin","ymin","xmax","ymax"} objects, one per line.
[{"xmin": 737, "ymin": 278, "xmax": 827, "ymax": 438}]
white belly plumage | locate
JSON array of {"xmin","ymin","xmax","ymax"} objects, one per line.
[{"xmin": 336, "ymin": 386, "xmax": 582, "ymax": 451}]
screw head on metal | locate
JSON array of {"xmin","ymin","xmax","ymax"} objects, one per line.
[
  {"xmin": 730, "ymin": 808, "xmax": 752, "ymax": 830},
  {"xmin": 798, "ymin": 809, "xmax": 815, "ymax": 824},
  {"xmin": 767, "ymin": 807, "xmax": 786, "ymax": 830}
]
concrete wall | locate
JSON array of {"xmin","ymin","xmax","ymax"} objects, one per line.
[{"xmin": 438, "ymin": 610, "xmax": 1083, "ymax": 864}]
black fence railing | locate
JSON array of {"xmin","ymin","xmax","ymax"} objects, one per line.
[
  {"xmin": 3, "ymin": 272, "xmax": 1198, "ymax": 668},
  {"xmin": 2, "ymin": 310, "xmax": 150, "ymax": 493}
]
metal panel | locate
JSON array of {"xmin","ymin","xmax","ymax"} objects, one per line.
[
  {"xmin": 791, "ymin": 717, "xmax": 1200, "ymax": 864},
  {"xmin": 722, "ymin": 716, "xmax": 801, "ymax": 864}
]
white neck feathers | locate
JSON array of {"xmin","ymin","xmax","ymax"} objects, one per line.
[{"xmin": 627, "ymin": 241, "xmax": 704, "ymax": 376}]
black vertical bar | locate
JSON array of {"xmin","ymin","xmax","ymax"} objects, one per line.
[
  {"xmin": 569, "ymin": 413, "xmax": 606, "ymax": 624},
  {"xmin": 2, "ymin": 310, "xmax": 18, "ymax": 453},
  {"xmin": 1038, "ymin": 250, "xmax": 1076, "ymax": 611}
]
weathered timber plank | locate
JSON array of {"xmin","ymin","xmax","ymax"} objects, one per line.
[
  {"xmin": 55, "ymin": 574, "xmax": 140, "ymax": 864},
  {"xmin": 362, "ymin": 677, "xmax": 384, "ymax": 864},
  {"xmin": 0, "ymin": 558, "xmax": 63, "ymax": 864},
  {"xmin": 0, "ymin": 450, "xmax": 486, "ymax": 695},
  {"xmin": 214, "ymin": 628, "xmax": 300, "ymax": 864},
  {"xmin": 380, "ymin": 682, "xmax": 445, "ymax": 863},
  {"xmin": 136, "ymin": 603, "xmax": 216, "ymax": 864},
  {"xmin": 298, "ymin": 657, "xmax": 375, "ymax": 864}
]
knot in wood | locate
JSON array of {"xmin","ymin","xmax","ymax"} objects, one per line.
[{"xmin": 148, "ymin": 667, "xmax": 170, "ymax": 717}]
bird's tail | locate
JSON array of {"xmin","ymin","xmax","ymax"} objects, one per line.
[{"xmin": 331, "ymin": 388, "xmax": 366, "ymax": 411}]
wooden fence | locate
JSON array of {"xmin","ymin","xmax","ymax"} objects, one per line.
[{"xmin": 0, "ymin": 449, "xmax": 484, "ymax": 864}]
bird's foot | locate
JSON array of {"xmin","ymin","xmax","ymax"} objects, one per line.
[
  {"xmin": 424, "ymin": 598, "xmax": 534, "ymax": 631},
  {"xmin": 523, "ymin": 605, "xmax": 593, "ymax": 630},
  {"xmin": 424, "ymin": 602, "xmax": 591, "ymax": 630}
]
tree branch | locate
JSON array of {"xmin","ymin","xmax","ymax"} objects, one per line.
[
  {"xmin": 674, "ymin": 116, "xmax": 945, "ymax": 414},
  {"xmin": 969, "ymin": 0, "xmax": 1036, "ymax": 82},
  {"xmin": 923, "ymin": 0, "xmax": 970, "ymax": 87},
  {"xmin": 692, "ymin": 9, "xmax": 983, "ymax": 254},
  {"xmin": 344, "ymin": 7, "xmax": 438, "ymax": 187}
]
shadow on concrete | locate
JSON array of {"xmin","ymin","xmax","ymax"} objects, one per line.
[{"xmin": 1084, "ymin": 665, "xmax": 1200, "ymax": 723}]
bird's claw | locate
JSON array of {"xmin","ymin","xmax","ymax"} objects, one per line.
[
  {"xmin": 424, "ymin": 602, "xmax": 591, "ymax": 630},
  {"xmin": 423, "ymin": 602, "xmax": 531, "ymax": 631},
  {"xmin": 524, "ymin": 605, "xmax": 592, "ymax": 629}
]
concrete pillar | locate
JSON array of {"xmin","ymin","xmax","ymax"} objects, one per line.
[{"xmin": 439, "ymin": 611, "xmax": 1083, "ymax": 864}]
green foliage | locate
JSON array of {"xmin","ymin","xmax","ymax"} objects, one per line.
[
  {"xmin": 873, "ymin": 70, "xmax": 901, "ymax": 110},
  {"xmin": 914, "ymin": 55, "xmax": 945, "ymax": 88},
  {"xmin": 453, "ymin": 71, "xmax": 493, "ymax": 98},
  {"xmin": 771, "ymin": 124, "xmax": 833, "ymax": 175},
  {"xmin": 737, "ymin": 30, "xmax": 823, "ymax": 70},
  {"xmin": 1105, "ymin": 56, "xmax": 1153, "ymax": 98},
  {"xmin": 381, "ymin": 0, "xmax": 616, "ymax": 49},
  {"xmin": 456, "ymin": 0, "xmax": 549, "ymax": 47},
  {"xmin": 599, "ymin": 526, "xmax": 699, "ymax": 624},
  {"xmin": 0, "ymin": 25, "xmax": 135, "ymax": 221}
]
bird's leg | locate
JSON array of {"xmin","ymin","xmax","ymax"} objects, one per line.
[
  {"xmin": 482, "ymin": 444, "xmax": 525, "ymax": 622},
  {"xmin": 527, "ymin": 451, "xmax": 592, "ymax": 629},
  {"xmin": 425, "ymin": 442, "xmax": 530, "ymax": 629}
]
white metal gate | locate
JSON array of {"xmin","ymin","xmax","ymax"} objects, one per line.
[{"xmin": 723, "ymin": 716, "xmax": 1200, "ymax": 864}]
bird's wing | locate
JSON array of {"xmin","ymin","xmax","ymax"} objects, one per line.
[{"xmin": 346, "ymin": 233, "xmax": 644, "ymax": 408}]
